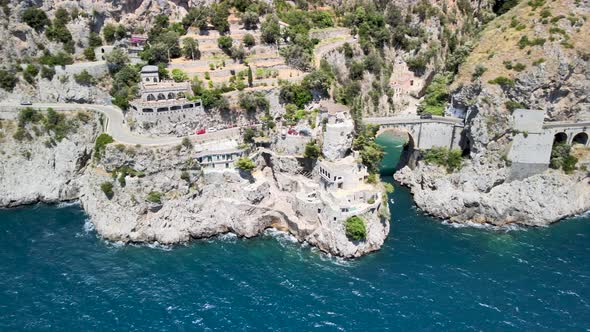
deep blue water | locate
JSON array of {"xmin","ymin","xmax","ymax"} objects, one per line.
[{"xmin": 1, "ymin": 133, "xmax": 589, "ymax": 331}]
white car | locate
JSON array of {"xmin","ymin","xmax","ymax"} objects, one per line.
[
  {"xmin": 207, "ymin": 127, "xmax": 217, "ymax": 133},
  {"xmin": 20, "ymin": 100, "xmax": 32, "ymax": 106}
]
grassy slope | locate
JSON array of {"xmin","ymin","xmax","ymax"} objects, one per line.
[{"xmin": 454, "ymin": 0, "xmax": 589, "ymax": 89}]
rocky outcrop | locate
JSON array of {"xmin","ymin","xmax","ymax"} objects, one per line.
[
  {"xmin": 79, "ymin": 145, "xmax": 389, "ymax": 257},
  {"xmin": 0, "ymin": 111, "xmax": 100, "ymax": 207},
  {"xmin": 395, "ymin": 162, "xmax": 590, "ymax": 226}
]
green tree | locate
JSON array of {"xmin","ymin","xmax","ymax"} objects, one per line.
[
  {"xmin": 241, "ymin": 10, "xmax": 259, "ymax": 30},
  {"xmin": 54, "ymin": 7, "xmax": 70, "ymax": 25},
  {"xmin": 105, "ymin": 47, "xmax": 129, "ymax": 73},
  {"xmin": 182, "ymin": 7, "xmax": 210, "ymax": 31},
  {"xmin": 22, "ymin": 8, "xmax": 49, "ymax": 31},
  {"xmin": 302, "ymin": 70, "xmax": 332, "ymax": 97},
  {"xmin": 247, "ymin": 65, "xmax": 253, "ymax": 87},
  {"xmin": 74, "ymin": 70, "xmax": 96, "ymax": 86},
  {"xmin": 235, "ymin": 157, "xmax": 256, "ymax": 172},
  {"xmin": 84, "ymin": 47, "xmax": 96, "ymax": 61},
  {"xmin": 218, "ymin": 35, "xmax": 233, "ymax": 54},
  {"xmin": 345, "ymin": 216, "xmax": 367, "ymax": 241},
  {"xmin": 94, "ymin": 133, "xmax": 114, "ymax": 160},
  {"xmin": 88, "ymin": 32, "xmax": 103, "ymax": 48},
  {"xmin": 304, "ymin": 140, "xmax": 321, "ymax": 159},
  {"xmin": 243, "ymin": 33, "xmax": 255, "ymax": 47},
  {"xmin": 40, "ymin": 66, "xmax": 56, "ymax": 80},
  {"xmin": 103, "ymin": 23, "xmax": 117, "ymax": 44},
  {"xmin": 418, "ymin": 74, "xmax": 450, "ymax": 116},
  {"xmin": 23, "ymin": 64, "xmax": 39, "ymax": 85},
  {"xmin": 261, "ymin": 15, "xmax": 281, "ymax": 44},
  {"xmin": 210, "ymin": 3, "xmax": 230, "ymax": 33},
  {"xmin": 0, "ymin": 69, "xmax": 17, "ymax": 92},
  {"xmin": 171, "ymin": 68, "xmax": 188, "ymax": 82},
  {"xmin": 181, "ymin": 37, "xmax": 199, "ymax": 60}
]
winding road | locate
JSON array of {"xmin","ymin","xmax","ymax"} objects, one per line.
[{"xmin": 0, "ymin": 102, "xmax": 244, "ymax": 146}]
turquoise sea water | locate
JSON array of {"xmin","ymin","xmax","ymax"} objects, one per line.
[{"xmin": 1, "ymin": 132, "xmax": 589, "ymax": 331}]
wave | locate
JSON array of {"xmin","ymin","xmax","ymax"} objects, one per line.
[
  {"xmin": 56, "ymin": 201, "xmax": 80, "ymax": 208},
  {"xmin": 441, "ymin": 220, "xmax": 525, "ymax": 232}
]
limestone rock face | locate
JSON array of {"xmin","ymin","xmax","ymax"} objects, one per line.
[
  {"xmin": 0, "ymin": 111, "xmax": 99, "ymax": 207},
  {"xmin": 80, "ymin": 146, "xmax": 389, "ymax": 258},
  {"xmin": 395, "ymin": 164, "xmax": 590, "ymax": 226}
]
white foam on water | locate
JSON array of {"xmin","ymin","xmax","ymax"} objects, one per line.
[
  {"xmin": 478, "ymin": 302, "xmax": 501, "ymax": 312},
  {"xmin": 56, "ymin": 201, "xmax": 80, "ymax": 208},
  {"xmin": 83, "ymin": 219, "xmax": 95, "ymax": 233},
  {"xmin": 442, "ymin": 220, "xmax": 525, "ymax": 232}
]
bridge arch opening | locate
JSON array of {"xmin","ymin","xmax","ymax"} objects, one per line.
[
  {"xmin": 554, "ymin": 132, "xmax": 568, "ymax": 145},
  {"xmin": 375, "ymin": 128, "xmax": 416, "ymax": 175},
  {"xmin": 572, "ymin": 132, "xmax": 588, "ymax": 146}
]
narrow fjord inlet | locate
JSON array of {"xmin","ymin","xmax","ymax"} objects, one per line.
[{"xmin": 1, "ymin": 136, "xmax": 588, "ymax": 330}]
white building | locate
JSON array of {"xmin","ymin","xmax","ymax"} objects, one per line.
[
  {"xmin": 129, "ymin": 66, "xmax": 204, "ymax": 116},
  {"xmin": 320, "ymin": 102, "xmax": 354, "ymax": 161},
  {"xmin": 318, "ymin": 155, "xmax": 369, "ymax": 191}
]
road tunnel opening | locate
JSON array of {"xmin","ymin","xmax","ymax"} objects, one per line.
[
  {"xmin": 554, "ymin": 132, "xmax": 568, "ymax": 145},
  {"xmin": 572, "ymin": 132, "xmax": 588, "ymax": 146}
]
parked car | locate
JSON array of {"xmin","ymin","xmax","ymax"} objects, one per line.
[
  {"xmin": 196, "ymin": 128, "xmax": 206, "ymax": 135},
  {"xmin": 207, "ymin": 127, "xmax": 217, "ymax": 133},
  {"xmin": 420, "ymin": 113, "xmax": 433, "ymax": 119},
  {"xmin": 20, "ymin": 100, "xmax": 32, "ymax": 106}
]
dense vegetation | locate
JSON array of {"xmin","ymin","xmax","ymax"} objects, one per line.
[
  {"xmin": 423, "ymin": 147, "xmax": 463, "ymax": 172},
  {"xmin": 235, "ymin": 157, "xmax": 256, "ymax": 172},
  {"xmin": 550, "ymin": 143, "xmax": 578, "ymax": 174},
  {"xmin": 345, "ymin": 216, "xmax": 367, "ymax": 241}
]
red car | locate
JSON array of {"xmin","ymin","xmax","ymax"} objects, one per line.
[{"xmin": 196, "ymin": 128, "xmax": 206, "ymax": 135}]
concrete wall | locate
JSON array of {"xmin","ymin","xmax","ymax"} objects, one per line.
[
  {"xmin": 507, "ymin": 132, "xmax": 554, "ymax": 180},
  {"xmin": 512, "ymin": 109, "xmax": 544, "ymax": 133},
  {"xmin": 54, "ymin": 61, "xmax": 109, "ymax": 78},
  {"xmin": 378, "ymin": 122, "xmax": 463, "ymax": 150}
]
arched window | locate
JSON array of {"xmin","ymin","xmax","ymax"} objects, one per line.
[
  {"xmin": 168, "ymin": 92, "xmax": 175, "ymax": 99},
  {"xmin": 146, "ymin": 94, "xmax": 156, "ymax": 101},
  {"xmin": 157, "ymin": 93, "xmax": 166, "ymax": 100},
  {"xmin": 177, "ymin": 92, "xmax": 185, "ymax": 99}
]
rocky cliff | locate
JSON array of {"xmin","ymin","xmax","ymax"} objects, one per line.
[
  {"xmin": 79, "ymin": 144, "xmax": 389, "ymax": 258},
  {"xmin": 0, "ymin": 110, "xmax": 100, "ymax": 207},
  {"xmin": 394, "ymin": 0, "xmax": 590, "ymax": 226}
]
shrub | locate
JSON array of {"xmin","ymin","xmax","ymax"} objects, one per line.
[
  {"xmin": 550, "ymin": 143, "xmax": 577, "ymax": 174},
  {"xmin": 18, "ymin": 107, "xmax": 43, "ymax": 127},
  {"xmin": 0, "ymin": 69, "xmax": 17, "ymax": 92},
  {"xmin": 180, "ymin": 171, "xmax": 190, "ymax": 183},
  {"xmin": 181, "ymin": 137, "xmax": 193, "ymax": 149},
  {"xmin": 146, "ymin": 191, "xmax": 163, "ymax": 204},
  {"xmin": 22, "ymin": 7, "xmax": 50, "ymax": 31},
  {"xmin": 243, "ymin": 33, "xmax": 255, "ymax": 47},
  {"xmin": 94, "ymin": 133, "xmax": 114, "ymax": 160},
  {"xmin": 74, "ymin": 70, "xmax": 96, "ymax": 86},
  {"xmin": 218, "ymin": 36, "xmax": 233, "ymax": 54},
  {"xmin": 40, "ymin": 66, "xmax": 56, "ymax": 80},
  {"xmin": 488, "ymin": 76, "xmax": 515, "ymax": 87},
  {"xmin": 472, "ymin": 65, "xmax": 487, "ymax": 80},
  {"xmin": 235, "ymin": 157, "xmax": 256, "ymax": 172},
  {"xmin": 100, "ymin": 182, "xmax": 114, "ymax": 199},
  {"xmin": 303, "ymin": 140, "xmax": 321, "ymax": 159},
  {"xmin": 383, "ymin": 182, "xmax": 394, "ymax": 193},
  {"xmin": 418, "ymin": 74, "xmax": 450, "ymax": 115},
  {"xmin": 505, "ymin": 100, "xmax": 524, "ymax": 112},
  {"xmin": 84, "ymin": 47, "xmax": 96, "ymax": 61},
  {"xmin": 423, "ymin": 147, "xmax": 463, "ymax": 172},
  {"xmin": 345, "ymin": 216, "xmax": 367, "ymax": 241},
  {"xmin": 171, "ymin": 68, "xmax": 188, "ymax": 82}
]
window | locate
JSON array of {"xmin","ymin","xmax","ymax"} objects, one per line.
[
  {"xmin": 317, "ymin": 208, "xmax": 321, "ymax": 213},
  {"xmin": 183, "ymin": 104, "xmax": 194, "ymax": 109}
]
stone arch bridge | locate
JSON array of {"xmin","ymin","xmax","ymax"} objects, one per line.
[
  {"xmin": 365, "ymin": 116, "xmax": 465, "ymax": 150},
  {"xmin": 365, "ymin": 113, "xmax": 589, "ymax": 180}
]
